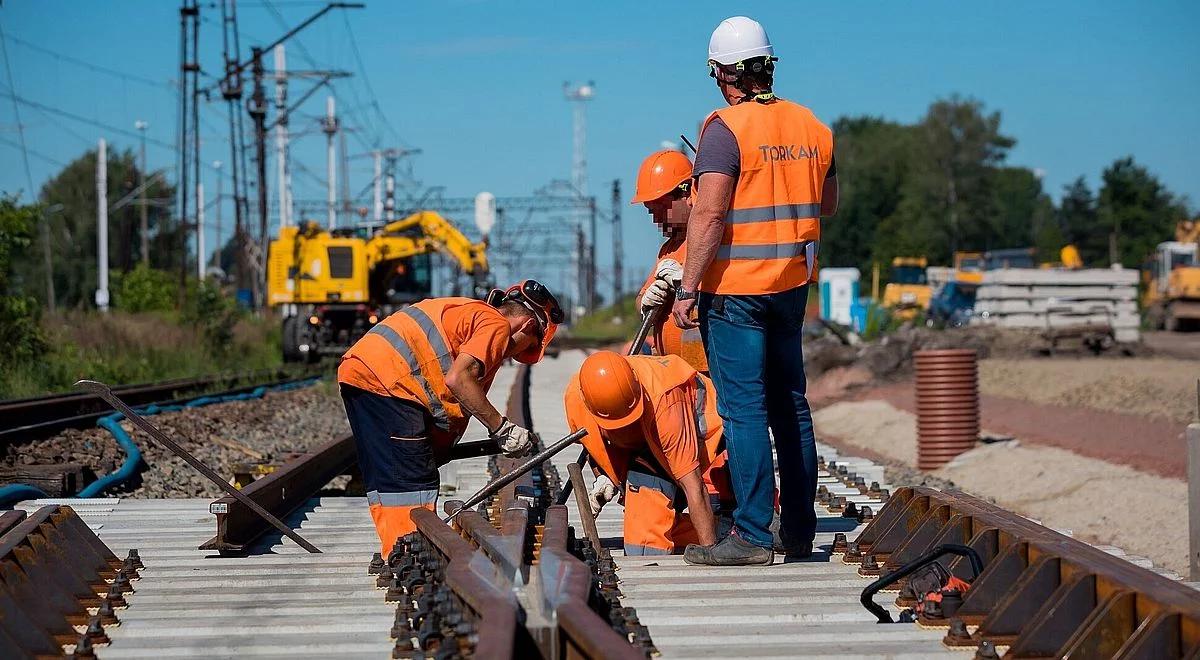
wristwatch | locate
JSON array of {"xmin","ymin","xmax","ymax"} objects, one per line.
[{"xmin": 674, "ymin": 286, "xmax": 697, "ymax": 301}]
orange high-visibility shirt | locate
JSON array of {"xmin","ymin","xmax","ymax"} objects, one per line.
[
  {"xmin": 564, "ymin": 354, "xmax": 722, "ymax": 484},
  {"xmin": 338, "ymin": 297, "xmax": 511, "ymax": 444},
  {"xmin": 698, "ymin": 98, "xmax": 834, "ymax": 295}
]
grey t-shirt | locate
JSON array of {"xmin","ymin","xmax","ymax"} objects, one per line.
[{"xmin": 692, "ymin": 117, "xmax": 835, "ymax": 186}]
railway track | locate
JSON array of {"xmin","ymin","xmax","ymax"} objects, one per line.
[
  {"xmin": 3, "ymin": 350, "xmax": 1200, "ymax": 658},
  {"xmin": 0, "ymin": 367, "xmax": 325, "ymax": 444}
]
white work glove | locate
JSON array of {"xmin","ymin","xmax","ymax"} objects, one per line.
[
  {"xmin": 640, "ymin": 279, "xmax": 672, "ymax": 313},
  {"xmin": 655, "ymin": 258, "xmax": 684, "ymax": 285},
  {"xmin": 491, "ymin": 418, "xmax": 537, "ymax": 457},
  {"xmin": 588, "ymin": 475, "xmax": 618, "ymax": 513}
]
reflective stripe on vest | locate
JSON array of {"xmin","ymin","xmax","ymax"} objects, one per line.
[
  {"xmin": 624, "ymin": 543, "xmax": 672, "ymax": 556},
  {"xmin": 715, "ymin": 240, "xmax": 820, "ymax": 280},
  {"xmin": 367, "ymin": 489, "xmax": 438, "ymax": 507},
  {"xmin": 365, "ymin": 312, "xmax": 451, "ymax": 431},
  {"xmin": 726, "ymin": 203, "xmax": 822, "ymax": 224},
  {"xmin": 693, "ymin": 375, "xmax": 708, "ymax": 439},
  {"xmin": 627, "ymin": 469, "xmax": 677, "ymax": 497}
]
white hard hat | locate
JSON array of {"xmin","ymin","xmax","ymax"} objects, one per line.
[{"xmin": 708, "ymin": 16, "xmax": 773, "ymax": 66}]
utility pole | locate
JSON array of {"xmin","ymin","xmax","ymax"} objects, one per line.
[
  {"xmin": 611, "ymin": 179, "xmax": 623, "ymax": 305},
  {"xmin": 177, "ymin": 0, "xmax": 201, "ymax": 298},
  {"xmin": 135, "ymin": 119, "xmax": 150, "ymax": 263},
  {"xmin": 373, "ymin": 150, "xmax": 383, "ymax": 222},
  {"xmin": 563, "ymin": 81, "xmax": 594, "ymax": 312},
  {"xmin": 273, "ymin": 44, "xmax": 292, "ymax": 229},
  {"xmin": 213, "ymin": 160, "xmax": 223, "ymax": 273},
  {"xmin": 323, "ymin": 96, "xmax": 338, "ymax": 228},
  {"xmin": 197, "ymin": 181, "xmax": 206, "ymax": 279},
  {"xmin": 249, "ymin": 45, "xmax": 269, "ymax": 306},
  {"xmin": 588, "ymin": 198, "xmax": 597, "ymax": 309},
  {"xmin": 95, "ymin": 139, "xmax": 110, "ymax": 313}
]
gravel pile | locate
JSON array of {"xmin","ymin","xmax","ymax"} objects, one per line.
[{"xmin": 3, "ymin": 382, "xmax": 350, "ymax": 498}]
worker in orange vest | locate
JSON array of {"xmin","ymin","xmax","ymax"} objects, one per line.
[
  {"xmin": 565, "ymin": 351, "xmax": 731, "ymax": 555},
  {"xmin": 630, "ymin": 149, "xmax": 708, "ymax": 373},
  {"xmin": 672, "ymin": 17, "xmax": 839, "ymax": 566},
  {"xmin": 339, "ymin": 280, "xmax": 564, "ymax": 554}
]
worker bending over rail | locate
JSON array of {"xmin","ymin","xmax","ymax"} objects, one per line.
[
  {"xmin": 672, "ymin": 17, "xmax": 839, "ymax": 565},
  {"xmin": 338, "ymin": 281, "xmax": 564, "ymax": 554},
  {"xmin": 565, "ymin": 351, "xmax": 733, "ymax": 555}
]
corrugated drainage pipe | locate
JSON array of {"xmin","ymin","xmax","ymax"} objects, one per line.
[{"xmin": 915, "ymin": 349, "xmax": 979, "ymax": 470}]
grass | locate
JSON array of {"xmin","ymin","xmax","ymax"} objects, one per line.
[
  {"xmin": 0, "ymin": 310, "xmax": 282, "ymax": 399},
  {"xmin": 568, "ymin": 295, "xmax": 643, "ymax": 343}
]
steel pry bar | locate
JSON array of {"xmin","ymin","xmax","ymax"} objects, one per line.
[{"xmin": 75, "ymin": 379, "xmax": 322, "ymax": 554}]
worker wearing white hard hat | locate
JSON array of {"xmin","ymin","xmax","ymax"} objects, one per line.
[{"xmin": 673, "ymin": 16, "xmax": 840, "ymax": 566}]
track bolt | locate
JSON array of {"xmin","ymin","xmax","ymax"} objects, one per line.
[
  {"xmin": 72, "ymin": 634, "xmax": 96, "ymax": 659},
  {"xmin": 120, "ymin": 556, "xmax": 141, "ymax": 580},
  {"xmin": 868, "ymin": 481, "xmax": 882, "ymax": 495},
  {"xmin": 859, "ymin": 506, "xmax": 874, "ymax": 522},
  {"xmin": 830, "ymin": 496, "xmax": 846, "ymax": 513},
  {"xmin": 831, "ymin": 533, "xmax": 848, "ymax": 554},
  {"xmin": 975, "ymin": 640, "xmax": 1000, "ymax": 659},
  {"xmin": 126, "ymin": 549, "xmax": 144, "ymax": 570},
  {"xmin": 946, "ymin": 618, "xmax": 972, "ymax": 643},
  {"xmin": 922, "ymin": 595, "xmax": 943, "ymax": 619},
  {"xmin": 112, "ymin": 570, "xmax": 134, "ymax": 594},
  {"xmin": 104, "ymin": 585, "xmax": 127, "ymax": 608},
  {"xmin": 862, "ymin": 555, "xmax": 879, "ymax": 571},
  {"xmin": 85, "ymin": 617, "xmax": 109, "ymax": 645},
  {"xmin": 376, "ymin": 565, "xmax": 395, "ymax": 588},
  {"xmin": 369, "ymin": 552, "xmax": 385, "ymax": 575},
  {"xmin": 842, "ymin": 502, "xmax": 859, "ymax": 519},
  {"xmin": 97, "ymin": 597, "xmax": 119, "ymax": 626}
]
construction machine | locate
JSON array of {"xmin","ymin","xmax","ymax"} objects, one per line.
[
  {"xmin": 267, "ymin": 211, "xmax": 490, "ymax": 362},
  {"xmin": 953, "ymin": 251, "xmax": 985, "ymax": 285},
  {"xmin": 881, "ymin": 256, "xmax": 931, "ymax": 319},
  {"xmin": 1144, "ymin": 219, "xmax": 1200, "ymax": 331}
]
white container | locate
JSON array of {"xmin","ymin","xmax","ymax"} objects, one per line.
[{"xmin": 819, "ymin": 267, "xmax": 860, "ymax": 325}]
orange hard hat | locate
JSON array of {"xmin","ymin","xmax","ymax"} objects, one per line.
[
  {"xmin": 630, "ymin": 150, "xmax": 693, "ymax": 204},
  {"xmin": 577, "ymin": 351, "xmax": 645, "ymax": 429}
]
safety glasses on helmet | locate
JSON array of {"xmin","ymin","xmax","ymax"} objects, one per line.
[{"xmin": 486, "ymin": 279, "xmax": 563, "ymax": 364}]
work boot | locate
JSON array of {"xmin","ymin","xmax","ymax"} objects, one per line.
[
  {"xmin": 683, "ymin": 533, "xmax": 773, "ymax": 566},
  {"xmin": 772, "ymin": 520, "xmax": 813, "ymax": 559}
]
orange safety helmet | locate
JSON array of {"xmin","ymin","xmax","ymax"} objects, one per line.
[
  {"xmin": 577, "ymin": 351, "xmax": 645, "ymax": 429},
  {"xmin": 630, "ymin": 150, "xmax": 693, "ymax": 204}
]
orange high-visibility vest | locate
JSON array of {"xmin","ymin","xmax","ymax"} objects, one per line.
[
  {"xmin": 338, "ymin": 297, "xmax": 502, "ymax": 445},
  {"xmin": 698, "ymin": 99, "xmax": 834, "ymax": 295},
  {"xmin": 638, "ymin": 239, "xmax": 709, "ymax": 372},
  {"xmin": 564, "ymin": 354, "xmax": 722, "ymax": 486}
]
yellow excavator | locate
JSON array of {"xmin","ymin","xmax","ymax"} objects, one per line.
[
  {"xmin": 1144, "ymin": 219, "xmax": 1200, "ymax": 331},
  {"xmin": 267, "ymin": 210, "xmax": 489, "ymax": 362},
  {"xmin": 882, "ymin": 256, "xmax": 932, "ymax": 318}
]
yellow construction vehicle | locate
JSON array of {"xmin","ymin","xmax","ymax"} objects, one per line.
[
  {"xmin": 881, "ymin": 256, "xmax": 931, "ymax": 318},
  {"xmin": 1144, "ymin": 219, "xmax": 1200, "ymax": 331},
  {"xmin": 953, "ymin": 251, "xmax": 985, "ymax": 285},
  {"xmin": 267, "ymin": 210, "xmax": 489, "ymax": 362}
]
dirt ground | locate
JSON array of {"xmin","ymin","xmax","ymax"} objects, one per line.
[
  {"xmin": 813, "ymin": 399, "xmax": 1189, "ymax": 575},
  {"xmin": 979, "ymin": 357, "xmax": 1199, "ymax": 425}
]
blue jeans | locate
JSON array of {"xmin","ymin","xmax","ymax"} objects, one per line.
[{"xmin": 698, "ymin": 284, "xmax": 817, "ymax": 549}]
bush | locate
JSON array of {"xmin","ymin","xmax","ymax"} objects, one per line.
[
  {"xmin": 182, "ymin": 278, "xmax": 238, "ymax": 357},
  {"xmin": 0, "ymin": 196, "xmax": 45, "ymax": 367},
  {"xmin": 113, "ymin": 263, "xmax": 175, "ymax": 313}
]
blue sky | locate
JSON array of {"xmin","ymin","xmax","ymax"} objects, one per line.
[{"xmin": 2, "ymin": 1, "xmax": 1197, "ymax": 295}]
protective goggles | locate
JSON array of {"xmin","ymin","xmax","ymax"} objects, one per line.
[
  {"xmin": 485, "ymin": 279, "xmax": 564, "ymax": 363},
  {"xmin": 708, "ymin": 56, "xmax": 778, "ymax": 79}
]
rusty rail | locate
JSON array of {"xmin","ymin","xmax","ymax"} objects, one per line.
[
  {"xmin": 200, "ymin": 434, "xmax": 356, "ymax": 554},
  {"xmin": 846, "ymin": 486, "xmax": 1200, "ymax": 657},
  {"xmin": 0, "ymin": 505, "xmax": 141, "ymax": 658}
]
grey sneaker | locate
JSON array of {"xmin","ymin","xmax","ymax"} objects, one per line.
[{"xmin": 684, "ymin": 533, "xmax": 774, "ymax": 566}]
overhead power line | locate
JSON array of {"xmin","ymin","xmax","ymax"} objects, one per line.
[
  {"xmin": 0, "ymin": 134, "xmax": 68, "ymax": 168},
  {"xmin": 3, "ymin": 32, "xmax": 175, "ymax": 90}
]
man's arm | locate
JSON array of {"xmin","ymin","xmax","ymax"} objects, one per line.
[
  {"xmin": 671, "ymin": 171, "xmax": 734, "ymax": 329},
  {"xmin": 677, "ymin": 468, "xmax": 716, "ymax": 546},
  {"xmin": 821, "ymin": 174, "xmax": 839, "ymax": 217},
  {"xmin": 444, "ymin": 353, "xmax": 504, "ymax": 433}
]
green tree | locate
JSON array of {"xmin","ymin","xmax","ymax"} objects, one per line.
[
  {"xmin": 1057, "ymin": 177, "xmax": 1102, "ymax": 264},
  {"xmin": 987, "ymin": 167, "xmax": 1056, "ymax": 254},
  {"xmin": 823, "ymin": 116, "xmax": 914, "ymax": 274},
  {"xmin": 11, "ymin": 147, "xmax": 178, "ymax": 309},
  {"xmin": 1097, "ymin": 157, "xmax": 1186, "ymax": 268},
  {"xmin": 0, "ymin": 196, "xmax": 46, "ymax": 365},
  {"xmin": 113, "ymin": 262, "xmax": 176, "ymax": 313}
]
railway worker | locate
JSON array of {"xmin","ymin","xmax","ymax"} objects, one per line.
[
  {"xmin": 565, "ymin": 350, "xmax": 732, "ymax": 556},
  {"xmin": 338, "ymin": 280, "xmax": 565, "ymax": 554},
  {"xmin": 671, "ymin": 16, "xmax": 839, "ymax": 566},
  {"xmin": 630, "ymin": 149, "xmax": 709, "ymax": 374}
]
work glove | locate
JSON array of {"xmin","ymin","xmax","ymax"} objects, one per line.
[
  {"xmin": 655, "ymin": 258, "xmax": 684, "ymax": 285},
  {"xmin": 588, "ymin": 475, "xmax": 618, "ymax": 513},
  {"xmin": 640, "ymin": 279, "xmax": 672, "ymax": 313},
  {"xmin": 490, "ymin": 418, "xmax": 537, "ymax": 457}
]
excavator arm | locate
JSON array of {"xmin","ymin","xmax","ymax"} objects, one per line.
[{"xmin": 368, "ymin": 211, "xmax": 491, "ymax": 295}]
